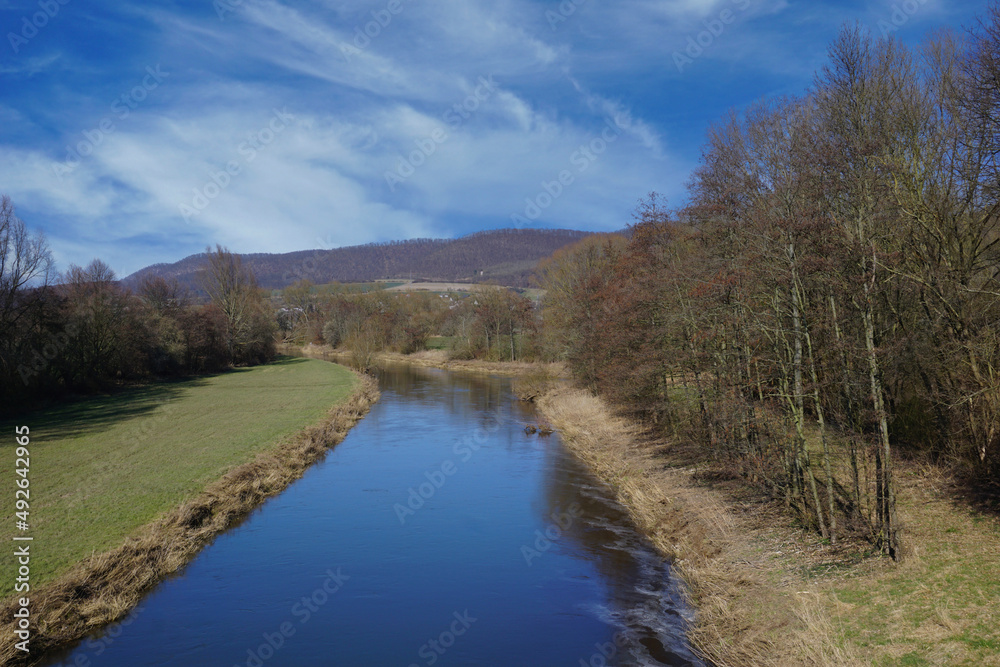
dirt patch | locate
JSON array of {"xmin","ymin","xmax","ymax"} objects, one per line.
[{"xmin": 0, "ymin": 373, "xmax": 379, "ymax": 666}]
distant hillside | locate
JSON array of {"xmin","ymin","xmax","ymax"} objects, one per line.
[{"xmin": 125, "ymin": 228, "xmax": 596, "ymax": 290}]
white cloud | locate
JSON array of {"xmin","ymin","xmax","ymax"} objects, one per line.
[
  {"xmin": 0, "ymin": 52, "xmax": 61, "ymax": 76},
  {"xmin": 569, "ymin": 78, "xmax": 664, "ymax": 155},
  {"xmin": 0, "ymin": 0, "xmax": 729, "ymax": 275}
]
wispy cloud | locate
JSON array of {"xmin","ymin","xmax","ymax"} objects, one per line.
[
  {"xmin": 0, "ymin": 52, "xmax": 61, "ymax": 75},
  {"xmin": 0, "ymin": 0, "xmax": 987, "ymax": 276}
]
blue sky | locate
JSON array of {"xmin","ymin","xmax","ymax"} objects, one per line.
[{"xmin": 0, "ymin": 0, "xmax": 990, "ymax": 277}]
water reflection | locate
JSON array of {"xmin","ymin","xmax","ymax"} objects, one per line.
[
  {"xmin": 40, "ymin": 362, "xmax": 703, "ymax": 667},
  {"xmin": 381, "ymin": 364, "xmax": 702, "ymax": 665},
  {"xmin": 540, "ymin": 445, "xmax": 700, "ymax": 666}
]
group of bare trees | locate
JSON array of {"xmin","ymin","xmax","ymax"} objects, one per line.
[
  {"xmin": 540, "ymin": 12, "xmax": 1000, "ymax": 559},
  {"xmin": 278, "ymin": 279, "xmax": 538, "ymax": 365},
  {"xmin": 451, "ymin": 286, "xmax": 536, "ymax": 362},
  {"xmin": 0, "ymin": 209, "xmax": 276, "ymax": 413},
  {"xmin": 279, "ymin": 282, "xmax": 436, "ymax": 356},
  {"xmin": 201, "ymin": 245, "xmax": 276, "ymax": 365}
]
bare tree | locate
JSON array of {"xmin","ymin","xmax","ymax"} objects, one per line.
[
  {"xmin": 138, "ymin": 275, "xmax": 187, "ymax": 315},
  {"xmin": 537, "ymin": 234, "xmax": 627, "ymax": 367},
  {"xmin": 803, "ymin": 25, "xmax": 912, "ymax": 557},
  {"xmin": 200, "ymin": 245, "xmax": 275, "ymax": 364},
  {"xmin": 62, "ymin": 259, "xmax": 143, "ymax": 386},
  {"xmin": 0, "ymin": 195, "xmax": 52, "ymax": 343},
  {"xmin": 0, "ymin": 196, "xmax": 53, "ymax": 397}
]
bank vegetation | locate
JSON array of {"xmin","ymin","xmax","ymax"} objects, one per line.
[
  {"xmin": 538, "ymin": 13, "xmax": 1000, "ymax": 561},
  {"xmin": 0, "ymin": 366, "xmax": 377, "ymax": 666}
]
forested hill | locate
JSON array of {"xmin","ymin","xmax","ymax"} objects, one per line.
[{"xmin": 125, "ymin": 228, "xmax": 594, "ymax": 289}]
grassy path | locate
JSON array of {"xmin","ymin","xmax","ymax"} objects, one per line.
[
  {"xmin": 818, "ymin": 465, "xmax": 1000, "ymax": 666},
  {"xmin": 2, "ymin": 356, "xmax": 356, "ymax": 597}
]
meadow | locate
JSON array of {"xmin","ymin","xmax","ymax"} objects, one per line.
[{"xmin": 2, "ymin": 356, "xmax": 356, "ymax": 597}]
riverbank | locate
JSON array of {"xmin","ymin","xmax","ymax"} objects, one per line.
[
  {"xmin": 536, "ymin": 385, "xmax": 1000, "ymax": 666},
  {"xmin": 535, "ymin": 386, "xmax": 850, "ymax": 666},
  {"xmin": 0, "ymin": 359, "xmax": 378, "ymax": 665},
  {"xmin": 297, "ymin": 343, "xmax": 568, "ymax": 378},
  {"xmin": 289, "ymin": 350, "xmax": 1000, "ymax": 664}
]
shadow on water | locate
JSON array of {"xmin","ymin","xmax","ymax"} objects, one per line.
[{"xmin": 541, "ymin": 445, "xmax": 701, "ymax": 666}]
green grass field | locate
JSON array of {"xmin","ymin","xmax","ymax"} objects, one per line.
[
  {"xmin": 820, "ymin": 464, "xmax": 1000, "ymax": 666},
  {"xmin": 2, "ymin": 357, "xmax": 356, "ymax": 597},
  {"xmin": 425, "ymin": 336, "xmax": 455, "ymax": 350},
  {"xmin": 318, "ymin": 281, "xmax": 401, "ymax": 292}
]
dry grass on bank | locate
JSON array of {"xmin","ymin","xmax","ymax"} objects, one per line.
[
  {"xmin": 299, "ymin": 343, "xmax": 568, "ymax": 378},
  {"xmin": 537, "ymin": 385, "xmax": 1000, "ymax": 666},
  {"xmin": 536, "ymin": 385, "xmax": 866, "ymax": 667},
  {"xmin": 0, "ymin": 373, "xmax": 378, "ymax": 666}
]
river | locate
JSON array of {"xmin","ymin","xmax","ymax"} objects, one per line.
[{"xmin": 41, "ymin": 363, "xmax": 703, "ymax": 666}]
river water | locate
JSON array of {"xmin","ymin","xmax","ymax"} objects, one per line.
[{"xmin": 41, "ymin": 364, "xmax": 703, "ymax": 666}]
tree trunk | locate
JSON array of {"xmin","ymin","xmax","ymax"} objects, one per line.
[
  {"xmin": 804, "ymin": 287, "xmax": 837, "ymax": 544},
  {"xmin": 789, "ymin": 247, "xmax": 827, "ymax": 538},
  {"xmin": 863, "ymin": 250, "xmax": 900, "ymax": 559},
  {"xmin": 829, "ymin": 293, "xmax": 864, "ymax": 520}
]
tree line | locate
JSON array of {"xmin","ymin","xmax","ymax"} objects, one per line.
[
  {"xmin": 2, "ymin": 184, "xmax": 542, "ymax": 414},
  {"xmin": 538, "ymin": 10, "xmax": 1000, "ymax": 559},
  {"xmin": 278, "ymin": 280, "xmax": 536, "ymax": 368},
  {"xmin": 0, "ymin": 205, "xmax": 275, "ymax": 414}
]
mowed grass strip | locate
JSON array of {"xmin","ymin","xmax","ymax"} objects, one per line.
[
  {"xmin": 2, "ymin": 356, "xmax": 356, "ymax": 597},
  {"xmin": 425, "ymin": 336, "xmax": 455, "ymax": 350},
  {"xmin": 818, "ymin": 464, "xmax": 1000, "ymax": 667}
]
